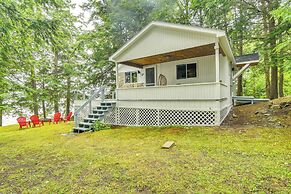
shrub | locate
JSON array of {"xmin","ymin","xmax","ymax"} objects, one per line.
[{"xmin": 92, "ymin": 120, "xmax": 110, "ymax": 131}]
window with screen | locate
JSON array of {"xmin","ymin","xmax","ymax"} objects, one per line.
[
  {"xmin": 176, "ymin": 63, "xmax": 197, "ymax": 79},
  {"xmin": 125, "ymin": 72, "xmax": 137, "ymax": 83}
]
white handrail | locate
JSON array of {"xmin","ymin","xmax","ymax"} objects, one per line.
[{"xmin": 74, "ymin": 86, "xmax": 105, "ymax": 128}]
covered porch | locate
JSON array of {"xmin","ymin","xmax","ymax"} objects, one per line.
[
  {"xmin": 110, "ymin": 22, "xmax": 235, "ymax": 101},
  {"xmin": 114, "ymin": 40, "xmax": 231, "ymax": 104},
  {"xmin": 108, "ymin": 22, "xmax": 235, "ymax": 126}
]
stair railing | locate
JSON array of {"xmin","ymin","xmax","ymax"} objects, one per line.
[{"xmin": 74, "ymin": 86, "xmax": 105, "ymax": 128}]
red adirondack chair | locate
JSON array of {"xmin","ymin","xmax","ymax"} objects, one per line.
[
  {"xmin": 30, "ymin": 115, "xmax": 44, "ymax": 127},
  {"xmin": 53, "ymin": 112, "xmax": 61, "ymax": 124},
  {"xmin": 63, "ymin": 112, "xmax": 73, "ymax": 123},
  {"xmin": 17, "ymin": 117, "xmax": 30, "ymax": 129}
]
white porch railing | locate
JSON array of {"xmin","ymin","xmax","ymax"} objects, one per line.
[
  {"xmin": 117, "ymin": 82, "xmax": 225, "ymax": 101},
  {"xmin": 74, "ymin": 86, "xmax": 105, "ymax": 128}
]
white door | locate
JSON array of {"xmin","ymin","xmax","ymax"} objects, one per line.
[{"xmin": 145, "ymin": 67, "xmax": 155, "ymax": 86}]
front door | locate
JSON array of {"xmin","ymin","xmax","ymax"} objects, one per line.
[{"xmin": 145, "ymin": 67, "xmax": 155, "ymax": 86}]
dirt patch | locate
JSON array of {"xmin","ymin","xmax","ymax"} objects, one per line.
[{"xmin": 222, "ymin": 96, "xmax": 291, "ymax": 128}]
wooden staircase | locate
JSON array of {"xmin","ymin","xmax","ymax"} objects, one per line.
[{"xmin": 73, "ymin": 102, "xmax": 115, "ymax": 133}]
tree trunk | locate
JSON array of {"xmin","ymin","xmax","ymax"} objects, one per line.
[
  {"xmin": 236, "ymin": 2, "xmax": 244, "ymax": 96},
  {"xmin": 264, "ymin": 65, "xmax": 270, "ymax": 98},
  {"xmin": 41, "ymin": 81, "xmax": 46, "ymax": 118},
  {"xmin": 268, "ymin": 1, "xmax": 278, "ymax": 99},
  {"xmin": 270, "ymin": 66, "xmax": 278, "ymax": 99},
  {"xmin": 42, "ymin": 100, "xmax": 46, "ymax": 119},
  {"xmin": 199, "ymin": 8, "xmax": 203, "ymax": 27},
  {"xmin": 65, "ymin": 76, "xmax": 71, "ymax": 116},
  {"xmin": 237, "ymin": 70, "xmax": 243, "ymax": 96},
  {"xmin": 261, "ymin": 0, "xmax": 270, "ymax": 98},
  {"xmin": 278, "ymin": 36, "xmax": 284, "ymax": 98},
  {"xmin": 279, "ymin": 66, "xmax": 284, "ymax": 97},
  {"xmin": 53, "ymin": 50, "xmax": 59, "ymax": 113},
  {"xmin": 31, "ymin": 65, "xmax": 39, "ymax": 115},
  {"xmin": 54, "ymin": 100, "xmax": 59, "ymax": 113}
]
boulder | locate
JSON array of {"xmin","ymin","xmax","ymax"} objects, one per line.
[{"xmin": 271, "ymin": 104, "xmax": 281, "ymax": 110}]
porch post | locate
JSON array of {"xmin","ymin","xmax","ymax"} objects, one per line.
[
  {"xmin": 215, "ymin": 40, "xmax": 221, "ymax": 125},
  {"xmin": 115, "ymin": 62, "xmax": 118, "ymax": 100},
  {"xmin": 214, "ymin": 40, "xmax": 220, "ymax": 82}
]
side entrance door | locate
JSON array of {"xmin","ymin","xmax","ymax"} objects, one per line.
[{"xmin": 145, "ymin": 67, "xmax": 155, "ymax": 86}]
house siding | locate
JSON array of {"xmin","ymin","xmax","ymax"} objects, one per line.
[
  {"xmin": 156, "ymin": 55, "xmax": 216, "ymax": 85},
  {"xmin": 115, "ymin": 26, "xmax": 216, "ymax": 62}
]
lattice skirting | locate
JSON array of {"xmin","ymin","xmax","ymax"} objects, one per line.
[{"xmin": 104, "ymin": 107, "xmax": 219, "ymax": 126}]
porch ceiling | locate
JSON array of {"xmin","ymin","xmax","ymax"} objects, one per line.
[{"xmin": 120, "ymin": 43, "xmax": 225, "ymax": 67}]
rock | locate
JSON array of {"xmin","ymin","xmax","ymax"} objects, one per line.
[
  {"xmin": 255, "ymin": 109, "xmax": 268, "ymax": 114},
  {"xmin": 233, "ymin": 114, "xmax": 238, "ymax": 118},
  {"xmin": 279, "ymin": 102, "xmax": 290, "ymax": 109},
  {"xmin": 271, "ymin": 104, "xmax": 281, "ymax": 110},
  {"xmin": 268, "ymin": 118, "xmax": 277, "ymax": 122},
  {"xmin": 162, "ymin": 141, "xmax": 175, "ymax": 149},
  {"xmin": 275, "ymin": 122, "xmax": 284, "ymax": 128},
  {"xmin": 261, "ymin": 110, "xmax": 269, "ymax": 114}
]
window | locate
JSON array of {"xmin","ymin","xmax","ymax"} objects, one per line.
[
  {"xmin": 145, "ymin": 67, "xmax": 155, "ymax": 86},
  {"xmin": 176, "ymin": 63, "xmax": 197, "ymax": 79},
  {"xmin": 125, "ymin": 72, "xmax": 137, "ymax": 83}
]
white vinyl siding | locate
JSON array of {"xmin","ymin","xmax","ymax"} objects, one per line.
[
  {"xmin": 156, "ymin": 55, "xmax": 216, "ymax": 85},
  {"xmin": 115, "ymin": 26, "xmax": 216, "ymax": 62}
]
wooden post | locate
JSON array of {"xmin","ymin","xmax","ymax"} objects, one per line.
[
  {"xmin": 215, "ymin": 41, "xmax": 220, "ymax": 82},
  {"xmin": 115, "ymin": 62, "xmax": 118, "ymax": 100},
  {"xmin": 215, "ymin": 40, "xmax": 221, "ymax": 125}
]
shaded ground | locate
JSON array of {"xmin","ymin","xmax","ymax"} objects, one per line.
[
  {"xmin": 0, "ymin": 122, "xmax": 290, "ymax": 193},
  {"xmin": 223, "ymin": 96, "xmax": 291, "ymax": 128}
]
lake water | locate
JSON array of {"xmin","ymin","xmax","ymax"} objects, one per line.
[{"xmin": 2, "ymin": 116, "xmax": 18, "ymax": 126}]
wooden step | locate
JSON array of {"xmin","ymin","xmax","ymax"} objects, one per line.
[
  {"xmin": 101, "ymin": 102, "xmax": 116, "ymax": 107},
  {"xmin": 79, "ymin": 122, "xmax": 93, "ymax": 127},
  {"xmin": 83, "ymin": 118, "xmax": 99, "ymax": 123},
  {"xmin": 92, "ymin": 109, "xmax": 108, "ymax": 114},
  {"xmin": 73, "ymin": 127, "xmax": 91, "ymax": 133},
  {"xmin": 88, "ymin": 113, "xmax": 104, "ymax": 119},
  {"xmin": 94, "ymin": 106, "xmax": 111, "ymax": 110}
]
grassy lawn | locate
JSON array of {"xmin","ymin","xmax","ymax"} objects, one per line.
[{"xmin": 0, "ymin": 123, "xmax": 290, "ymax": 193}]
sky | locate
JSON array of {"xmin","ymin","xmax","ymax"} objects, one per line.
[{"xmin": 71, "ymin": 0, "xmax": 94, "ymax": 30}]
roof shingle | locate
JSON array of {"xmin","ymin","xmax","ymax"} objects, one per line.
[{"xmin": 235, "ymin": 53, "xmax": 259, "ymax": 64}]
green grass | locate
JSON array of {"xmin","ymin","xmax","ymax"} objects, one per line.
[{"xmin": 0, "ymin": 123, "xmax": 290, "ymax": 193}]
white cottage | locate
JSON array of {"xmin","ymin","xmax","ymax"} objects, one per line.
[
  {"xmin": 106, "ymin": 21, "xmax": 235, "ymax": 126},
  {"xmin": 74, "ymin": 21, "xmax": 259, "ymax": 132}
]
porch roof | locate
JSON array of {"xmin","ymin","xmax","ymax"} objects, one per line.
[
  {"xmin": 120, "ymin": 43, "xmax": 225, "ymax": 67},
  {"xmin": 109, "ymin": 21, "xmax": 236, "ymax": 66},
  {"xmin": 235, "ymin": 53, "xmax": 259, "ymax": 67}
]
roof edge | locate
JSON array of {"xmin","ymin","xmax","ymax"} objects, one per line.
[{"xmin": 109, "ymin": 21, "xmax": 226, "ymax": 62}]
